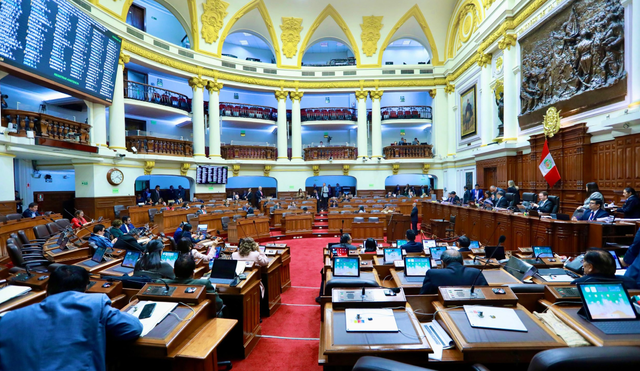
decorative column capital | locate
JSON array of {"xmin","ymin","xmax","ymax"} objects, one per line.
[
  {"xmin": 188, "ymin": 76, "xmax": 206, "ymax": 90},
  {"xmin": 275, "ymin": 90, "xmax": 289, "ymax": 101},
  {"xmin": 118, "ymin": 52, "xmax": 130, "ymax": 66},
  {"xmin": 498, "ymin": 33, "xmax": 517, "ymax": 51},
  {"xmin": 206, "ymin": 80, "xmax": 223, "ymax": 93},
  {"xmin": 143, "ymin": 161, "xmax": 155, "ymax": 175},
  {"xmin": 342, "ymin": 164, "xmax": 350, "ymax": 176},
  {"xmin": 289, "ymin": 91, "xmax": 304, "ymax": 101},
  {"xmin": 392, "ymin": 164, "xmax": 400, "ymax": 175},
  {"xmin": 355, "ymin": 89, "xmax": 368, "ymax": 101},
  {"xmin": 180, "ymin": 163, "xmax": 191, "ymax": 176},
  {"xmin": 477, "ymin": 52, "xmax": 492, "ymax": 68},
  {"xmin": 312, "ymin": 165, "xmax": 320, "ymax": 176},
  {"xmin": 422, "ymin": 163, "xmax": 430, "ymax": 174},
  {"xmin": 264, "ymin": 165, "xmax": 272, "ymax": 177},
  {"xmin": 369, "ymin": 90, "xmax": 384, "ymax": 100},
  {"xmin": 232, "ymin": 164, "xmax": 240, "ymax": 177},
  {"xmin": 429, "ymin": 90, "xmax": 437, "ymax": 99},
  {"xmin": 444, "ymin": 83, "xmax": 455, "ymax": 94}
]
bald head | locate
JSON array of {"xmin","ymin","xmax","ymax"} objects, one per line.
[{"xmin": 441, "ymin": 249, "xmax": 463, "ymax": 267}]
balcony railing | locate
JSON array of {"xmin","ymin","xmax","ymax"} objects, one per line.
[
  {"xmin": 301, "ymin": 107, "xmax": 356, "ymax": 122},
  {"xmin": 381, "ymin": 106, "xmax": 432, "ymax": 120},
  {"xmin": 304, "ymin": 146, "xmax": 357, "ymax": 161},
  {"xmin": 221, "ymin": 145, "xmax": 276, "ymax": 160},
  {"xmin": 124, "ymin": 80, "xmax": 191, "ymax": 112},
  {"xmin": 383, "ymin": 144, "xmax": 434, "ymax": 159},
  {"xmin": 126, "ymin": 135, "xmax": 193, "ymax": 157},
  {"xmin": 1, "ymin": 109, "xmax": 91, "ymax": 144},
  {"xmin": 220, "ymin": 103, "xmax": 276, "ymax": 121}
]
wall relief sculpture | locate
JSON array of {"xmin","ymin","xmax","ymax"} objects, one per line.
[{"xmin": 518, "ymin": 0, "xmax": 626, "ymax": 129}]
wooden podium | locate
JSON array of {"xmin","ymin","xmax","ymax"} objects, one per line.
[
  {"xmin": 228, "ymin": 216, "xmax": 271, "ymax": 243},
  {"xmin": 386, "ymin": 214, "xmax": 411, "ymax": 242},
  {"xmin": 281, "ymin": 214, "xmax": 314, "ymax": 235}
]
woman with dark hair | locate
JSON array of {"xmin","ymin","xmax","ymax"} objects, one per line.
[
  {"xmin": 133, "ymin": 239, "xmax": 175, "ymax": 279},
  {"xmin": 574, "ymin": 182, "xmax": 604, "ymax": 218},
  {"xmin": 364, "ymin": 238, "xmax": 377, "ymax": 253},
  {"xmin": 71, "ymin": 210, "xmax": 89, "ymax": 229},
  {"xmin": 176, "ymin": 223, "xmax": 202, "ymax": 244},
  {"xmin": 621, "ymin": 187, "xmax": 640, "ymax": 219}
]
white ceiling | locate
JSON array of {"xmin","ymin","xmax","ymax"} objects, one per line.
[{"xmin": 224, "ymin": 32, "xmax": 272, "ymax": 50}]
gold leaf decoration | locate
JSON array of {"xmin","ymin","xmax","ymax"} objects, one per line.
[
  {"xmin": 201, "ymin": 0, "xmax": 229, "ymax": 44},
  {"xmin": 342, "ymin": 165, "xmax": 350, "ymax": 176},
  {"xmin": 180, "ymin": 163, "xmax": 191, "ymax": 176},
  {"xmin": 542, "ymin": 107, "xmax": 561, "ymax": 138},
  {"xmin": 118, "ymin": 51, "xmax": 130, "ymax": 66},
  {"xmin": 392, "ymin": 164, "xmax": 400, "ymax": 175},
  {"xmin": 429, "ymin": 90, "xmax": 437, "ymax": 99},
  {"xmin": 232, "ymin": 164, "xmax": 240, "ymax": 177},
  {"xmin": 360, "ymin": 16, "xmax": 383, "ymax": 57},
  {"xmin": 423, "ymin": 164, "xmax": 430, "ymax": 174},
  {"xmin": 369, "ymin": 89, "xmax": 384, "ymax": 100},
  {"xmin": 280, "ymin": 17, "xmax": 303, "ymax": 59},
  {"xmin": 263, "ymin": 165, "xmax": 271, "ymax": 177},
  {"xmin": 498, "ymin": 33, "xmax": 517, "ymax": 50},
  {"xmin": 444, "ymin": 83, "xmax": 455, "ymax": 94},
  {"xmin": 312, "ymin": 165, "xmax": 320, "ymax": 176},
  {"xmin": 477, "ymin": 52, "xmax": 492, "ymax": 68},
  {"xmin": 274, "ymin": 90, "xmax": 288, "ymax": 101},
  {"xmin": 143, "ymin": 161, "xmax": 155, "ymax": 175}
]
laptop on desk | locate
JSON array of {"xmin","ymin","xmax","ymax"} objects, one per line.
[
  {"xmin": 403, "ymin": 257, "xmax": 430, "ymax": 282},
  {"xmin": 209, "ymin": 259, "xmax": 238, "ymax": 285},
  {"xmin": 110, "ymin": 251, "xmax": 141, "ymax": 274},
  {"xmin": 83, "ymin": 247, "xmax": 107, "ymax": 267},
  {"xmin": 333, "ymin": 257, "xmax": 360, "ymax": 277},
  {"xmin": 533, "ymin": 246, "xmax": 553, "ymax": 258},
  {"xmin": 577, "ymin": 282, "xmax": 640, "ymax": 334}
]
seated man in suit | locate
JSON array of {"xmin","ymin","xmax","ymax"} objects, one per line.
[
  {"xmin": 457, "ymin": 235, "xmax": 472, "ymax": 252},
  {"xmin": 336, "ymin": 233, "xmax": 358, "ymax": 250},
  {"xmin": 572, "ymin": 249, "xmax": 638, "ymax": 290},
  {"xmin": 577, "ymin": 199, "xmax": 609, "ymax": 221},
  {"xmin": 120, "ymin": 216, "xmax": 135, "ymax": 233},
  {"xmin": 446, "ymin": 192, "xmax": 461, "ymax": 205},
  {"xmin": 88, "ymin": 224, "xmax": 114, "ymax": 248},
  {"xmin": 0, "ymin": 266, "xmax": 142, "ymax": 371},
  {"xmin": 531, "ymin": 191, "xmax": 554, "ymax": 213},
  {"xmin": 494, "ymin": 190, "xmax": 510, "ymax": 208},
  {"xmin": 113, "ymin": 231, "xmax": 145, "ymax": 252},
  {"xmin": 400, "ymin": 229, "xmax": 423, "ymax": 253},
  {"xmin": 21, "ymin": 202, "xmax": 40, "ymax": 218},
  {"xmin": 269, "ymin": 202, "xmax": 281, "ymax": 214},
  {"xmin": 420, "ymin": 249, "xmax": 488, "ymax": 294}
]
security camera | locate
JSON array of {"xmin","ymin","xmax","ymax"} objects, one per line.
[
  {"xmin": 131, "ymin": 147, "xmax": 138, "ymax": 154},
  {"xmin": 329, "ymin": 156, "xmax": 333, "ymax": 161},
  {"xmin": 116, "ymin": 153, "xmax": 126, "ymax": 158}
]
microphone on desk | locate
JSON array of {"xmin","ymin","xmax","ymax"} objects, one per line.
[
  {"xmin": 157, "ymin": 278, "xmax": 171, "ymax": 293},
  {"xmin": 252, "ymin": 220, "xmax": 260, "ymax": 238},
  {"xmin": 238, "ymin": 220, "xmax": 249, "ymax": 239},
  {"xmin": 340, "ymin": 219, "xmax": 344, "ymax": 235},
  {"xmin": 24, "ymin": 265, "xmax": 32, "ymax": 278},
  {"xmin": 470, "ymin": 235, "xmax": 505, "ymax": 296}
]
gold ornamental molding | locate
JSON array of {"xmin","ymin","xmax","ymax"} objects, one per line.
[
  {"xmin": 542, "ymin": 107, "xmax": 561, "ymax": 138},
  {"xmin": 360, "ymin": 16, "xmax": 383, "ymax": 57},
  {"xmin": 355, "ymin": 89, "xmax": 368, "ymax": 101},
  {"xmin": 188, "ymin": 76, "xmax": 206, "ymax": 89},
  {"xmin": 342, "ymin": 165, "xmax": 350, "ymax": 176},
  {"xmin": 280, "ymin": 17, "xmax": 303, "ymax": 59},
  {"xmin": 143, "ymin": 161, "xmax": 155, "ymax": 175},
  {"xmin": 232, "ymin": 164, "xmax": 240, "ymax": 177},
  {"xmin": 446, "ymin": 0, "xmax": 482, "ymax": 59},
  {"xmin": 206, "ymin": 80, "xmax": 223, "ymax": 93},
  {"xmin": 180, "ymin": 163, "xmax": 191, "ymax": 176},
  {"xmin": 369, "ymin": 90, "xmax": 384, "ymax": 101},
  {"xmin": 312, "ymin": 165, "xmax": 320, "ymax": 176},
  {"xmin": 274, "ymin": 90, "xmax": 288, "ymax": 101},
  {"xmin": 483, "ymin": 0, "xmax": 497, "ymax": 9},
  {"xmin": 290, "ymin": 91, "xmax": 304, "ymax": 101},
  {"xmin": 118, "ymin": 51, "xmax": 130, "ymax": 66},
  {"xmin": 477, "ymin": 52, "xmax": 492, "ymax": 68},
  {"xmin": 444, "ymin": 83, "xmax": 455, "ymax": 94},
  {"xmin": 264, "ymin": 165, "xmax": 272, "ymax": 177},
  {"xmin": 429, "ymin": 90, "xmax": 437, "ymax": 99},
  {"xmin": 423, "ymin": 164, "xmax": 430, "ymax": 174},
  {"xmin": 392, "ymin": 164, "xmax": 400, "ymax": 175},
  {"xmin": 201, "ymin": 0, "xmax": 229, "ymax": 44},
  {"xmin": 498, "ymin": 33, "xmax": 517, "ymax": 50}
]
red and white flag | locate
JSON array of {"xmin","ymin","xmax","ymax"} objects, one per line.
[{"xmin": 539, "ymin": 140, "xmax": 561, "ymax": 187}]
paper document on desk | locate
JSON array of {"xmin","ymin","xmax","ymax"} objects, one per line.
[
  {"xmin": 345, "ymin": 308, "xmax": 398, "ymax": 332},
  {"xmin": 464, "ymin": 305, "xmax": 527, "ymax": 332},
  {"xmin": 0, "ymin": 285, "xmax": 31, "ymax": 305},
  {"xmin": 539, "ymin": 274, "xmax": 574, "ymax": 282},
  {"xmin": 421, "ymin": 321, "xmax": 455, "ymax": 349},
  {"xmin": 128, "ymin": 301, "xmax": 178, "ymax": 337}
]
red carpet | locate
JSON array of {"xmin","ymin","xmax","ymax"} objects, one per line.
[
  {"xmin": 230, "ymin": 338, "xmax": 322, "ymax": 371},
  {"xmin": 281, "ymin": 287, "xmax": 319, "ymax": 305},
  {"xmin": 260, "ymin": 305, "xmax": 321, "ymax": 338}
]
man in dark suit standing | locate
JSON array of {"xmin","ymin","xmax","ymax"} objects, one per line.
[
  {"xmin": 246, "ymin": 188, "xmax": 254, "ymax": 208},
  {"xmin": 463, "ymin": 185, "xmax": 472, "ymax": 204},
  {"xmin": 532, "ymin": 191, "xmax": 554, "ymax": 213},
  {"xmin": 410, "ymin": 202, "xmax": 418, "ymax": 233},
  {"xmin": 472, "ymin": 184, "xmax": 483, "ymax": 202},
  {"xmin": 255, "ymin": 186, "xmax": 264, "ymax": 208},
  {"xmin": 150, "ymin": 185, "xmax": 161, "ymax": 204},
  {"xmin": 420, "ymin": 250, "xmax": 488, "ymax": 294}
]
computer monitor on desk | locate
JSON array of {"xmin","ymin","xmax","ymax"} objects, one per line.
[
  {"xmin": 333, "ymin": 257, "xmax": 360, "ymax": 277},
  {"xmin": 383, "ymin": 248, "xmax": 403, "ymax": 265},
  {"xmin": 429, "ymin": 246, "xmax": 447, "ymax": 264},
  {"xmin": 533, "ymin": 246, "xmax": 553, "ymax": 258},
  {"xmin": 484, "ymin": 245, "xmax": 505, "ymax": 260},
  {"xmin": 422, "ymin": 239, "xmax": 436, "ymax": 250}
]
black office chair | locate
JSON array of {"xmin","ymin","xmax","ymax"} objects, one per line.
[
  {"xmin": 522, "ymin": 192, "xmax": 536, "ymax": 203},
  {"xmin": 33, "ymin": 224, "xmax": 52, "ymax": 239},
  {"xmin": 368, "ymin": 217, "xmax": 379, "ymax": 223},
  {"xmin": 353, "ymin": 217, "xmax": 364, "ymax": 223},
  {"xmin": 0, "ymin": 215, "xmax": 7, "ymax": 223},
  {"xmin": 505, "ymin": 193, "xmax": 516, "ymax": 207},
  {"xmin": 17, "ymin": 230, "xmax": 47, "ymax": 246},
  {"xmin": 6, "ymin": 213, "xmax": 22, "ymax": 221},
  {"xmin": 46, "ymin": 222, "xmax": 61, "ymax": 236},
  {"xmin": 221, "ymin": 216, "xmax": 230, "ymax": 231},
  {"xmin": 7, "ymin": 243, "xmax": 53, "ymax": 272},
  {"xmin": 10, "ymin": 233, "xmax": 43, "ymax": 249},
  {"xmin": 55, "ymin": 218, "xmax": 71, "ymax": 228},
  {"xmin": 547, "ymin": 196, "xmax": 560, "ymax": 214},
  {"xmin": 113, "ymin": 205, "xmax": 125, "ymax": 219},
  {"xmin": 165, "ymin": 236, "xmax": 177, "ymax": 251}
]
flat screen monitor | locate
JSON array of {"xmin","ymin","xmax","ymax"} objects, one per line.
[
  {"xmin": 196, "ymin": 166, "xmax": 228, "ymax": 184},
  {"xmin": 484, "ymin": 245, "xmax": 506, "ymax": 260},
  {"xmin": 197, "ymin": 224, "xmax": 208, "ymax": 234},
  {"xmin": 121, "ymin": 251, "xmax": 140, "ymax": 268},
  {"xmin": 422, "ymin": 239, "xmax": 436, "ymax": 249},
  {"xmin": 161, "ymin": 251, "xmax": 179, "ymax": 268},
  {"xmin": 469, "ymin": 241, "xmax": 480, "ymax": 249},
  {"xmin": 429, "ymin": 246, "xmax": 447, "ymax": 261},
  {"xmin": 91, "ymin": 247, "xmax": 106, "ymax": 263},
  {"xmin": 578, "ymin": 283, "xmax": 638, "ymax": 320},
  {"xmin": 383, "ymin": 248, "xmax": 402, "ymax": 265},
  {"xmin": 404, "ymin": 257, "xmax": 431, "ymax": 277},
  {"xmin": 395, "ymin": 240, "xmax": 407, "ymax": 247},
  {"xmin": 333, "ymin": 257, "xmax": 360, "ymax": 277},
  {"xmin": 0, "ymin": 0, "xmax": 122, "ymax": 103},
  {"xmin": 533, "ymin": 246, "xmax": 553, "ymax": 258}
]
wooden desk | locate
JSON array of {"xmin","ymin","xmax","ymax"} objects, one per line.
[
  {"xmin": 326, "ymin": 213, "xmax": 389, "ymax": 236},
  {"xmin": 275, "ymin": 247, "xmax": 292, "ymax": 292},
  {"xmin": 540, "ymin": 300, "xmax": 640, "ymax": 346},
  {"xmin": 122, "ymin": 205, "xmax": 155, "ymax": 226},
  {"xmin": 0, "ymin": 288, "xmax": 46, "ymax": 313},
  {"xmin": 386, "ymin": 214, "xmax": 411, "ymax": 242},
  {"xmin": 75, "ymin": 257, "xmax": 123, "ymax": 273},
  {"xmin": 481, "ymin": 269, "xmax": 522, "ymax": 286},
  {"xmin": 350, "ymin": 222, "xmax": 384, "ymax": 242},
  {"xmin": 154, "ymin": 209, "xmax": 193, "ymax": 236},
  {"xmin": 261, "ymin": 255, "xmax": 282, "ymax": 317},
  {"xmin": 281, "ymin": 213, "xmax": 314, "ymax": 235},
  {"xmin": 434, "ymin": 302, "xmax": 565, "ymax": 363},
  {"xmin": 429, "ymin": 219, "xmax": 450, "ymax": 238},
  {"xmin": 319, "ymin": 302, "xmax": 431, "ymax": 367},
  {"xmin": 588, "ymin": 222, "xmax": 636, "ymax": 248},
  {"xmin": 389, "ymin": 268, "xmax": 423, "ymax": 294},
  {"xmin": 227, "ymin": 217, "xmax": 270, "ymax": 243},
  {"xmin": 193, "ymin": 211, "xmax": 242, "ymax": 234}
]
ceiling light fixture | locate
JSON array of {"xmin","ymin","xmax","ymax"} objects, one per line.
[
  {"xmin": 240, "ymin": 40, "xmax": 248, "ymax": 45},
  {"xmin": 243, "ymin": 32, "xmax": 252, "ymax": 37},
  {"xmin": 402, "ymin": 40, "xmax": 411, "ymax": 46}
]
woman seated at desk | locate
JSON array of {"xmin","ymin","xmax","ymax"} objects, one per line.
[
  {"xmin": 231, "ymin": 237, "xmax": 269, "ymax": 267},
  {"xmin": 133, "ymin": 240, "xmax": 175, "ymax": 279},
  {"xmin": 297, "ymin": 188, "xmax": 306, "ymax": 199},
  {"xmin": 109, "ymin": 219, "xmax": 124, "ymax": 239},
  {"xmin": 381, "ymin": 206, "xmax": 395, "ymax": 214},
  {"xmin": 71, "ymin": 210, "xmax": 90, "ymax": 229},
  {"xmin": 177, "ymin": 236, "xmax": 223, "ymax": 261}
]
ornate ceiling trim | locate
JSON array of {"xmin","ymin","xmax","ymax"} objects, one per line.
[
  {"xmin": 376, "ymin": 5, "xmax": 443, "ymax": 67},
  {"xmin": 296, "ymin": 5, "xmax": 363, "ymax": 68},
  {"xmin": 445, "ymin": 0, "xmax": 483, "ymax": 60},
  {"xmin": 88, "ymin": 0, "xmax": 134, "ymax": 21}
]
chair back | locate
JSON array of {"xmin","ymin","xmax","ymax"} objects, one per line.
[
  {"xmin": 186, "ymin": 214, "xmax": 198, "ymax": 223},
  {"xmin": 114, "ymin": 205, "xmax": 125, "ymax": 219},
  {"xmin": 148, "ymin": 208, "xmax": 158, "ymax": 222},
  {"xmin": 0, "ymin": 215, "xmax": 7, "ymax": 223},
  {"xmin": 6, "ymin": 214, "xmax": 22, "ymax": 221},
  {"xmin": 221, "ymin": 216, "xmax": 230, "ymax": 229},
  {"xmin": 528, "ymin": 346, "xmax": 640, "ymax": 371},
  {"xmin": 17, "ymin": 230, "xmax": 31, "ymax": 245},
  {"xmin": 7, "ymin": 243, "xmax": 27, "ymax": 267},
  {"xmin": 46, "ymin": 222, "xmax": 61, "ymax": 235},
  {"xmin": 55, "ymin": 219, "xmax": 71, "ymax": 228},
  {"xmin": 166, "ymin": 236, "xmax": 177, "ymax": 251},
  {"xmin": 548, "ymin": 196, "xmax": 560, "ymax": 214},
  {"xmin": 368, "ymin": 217, "xmax": 379, "ymax": 223},
  {"xmin": 506, "ymin": 193, "xmax": 516, "ymax": 207},
  {"xmin": 353, "ymin": 217, "xmax": 364, "ymax": 223},
  {"xmin": 33, "ymin": 224, "xmax": 51, "ymax": 239}
]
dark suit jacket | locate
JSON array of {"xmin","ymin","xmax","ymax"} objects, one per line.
[
  {"xmin": 572, "ymin": 273, "xmax": 638, "ymax": 290},
  {"xmin": 151, "ymin": 190, "xmax": 161, "ymax": 203},
  {"xmin": 113, "ymin": 234, "xmax": 145, "ymax": 252},
  {"xmin": 622, "ymin": 195, "xmax": 640, "ymax": 219},
  {"xmin": 472, "ymin": 189, "xmax": 483, "ymax": 201},
  {"xmin": 410, "ymin": 206, "xmax": 418, "ymax": 222},
  {"xmin": 495, "ymin": 197, "xmax": 510, "ymax": 208},
  {"xmin": 463, "ymin": 190, "xmax": 472, "ymax": 204},
  {"xmin": 446, "ymin": 196, "xmax": 461, "ymax": 205},
  {"xmin": 246, "ymin": 192, "xmax": 254, "ymax": 204},
  {"xmin": 401, "ymin": 241, "xmax": 423, "ymax": 253},
  {"xmin": 420, "ymin": 262, "xmax": 488, "ymax": 294},
  {"xmin": 537, "ymin": 199, "xmax": 554, "ymax": 213},
  {"xmin": 579, "ymin": 208, "xmax": 609, "ymax": 221}
]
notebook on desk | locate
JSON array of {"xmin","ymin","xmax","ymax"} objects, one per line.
[{"xmin": 577, "ymin": 282, "xmax": 640, "ymax": 334}]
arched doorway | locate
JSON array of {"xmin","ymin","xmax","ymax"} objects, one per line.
[{"xmin": 227, "ymin": 176, "xmax": 277, "ymax": 198}]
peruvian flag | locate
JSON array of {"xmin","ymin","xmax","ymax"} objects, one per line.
[{"xmin": 539, "ymin": 140, "xmax": 561, "ymax": 187}]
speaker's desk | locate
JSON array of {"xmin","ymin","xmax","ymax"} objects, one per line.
[
  {"xmin": 540, "ymin": 300, "xmax": 640, "ymax": 347},
  {"xmin": 227, "ymin": 217, "xmax": 270, "ymax": 243},
  {"xmin": 319, "ymin": 302, "xmax": 431, "ymax": 367},
  {"xmin": 281, "ymin": 213, "xmax": 314, "ymax": 235},
  {"xmin": 434, "ymin": 302, "xmax": 565, "ymax": 363}
]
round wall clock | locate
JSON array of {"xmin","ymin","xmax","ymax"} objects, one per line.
[{"xmin": 107, "ymin": 168, "xmax": 124, "ymax": 186}]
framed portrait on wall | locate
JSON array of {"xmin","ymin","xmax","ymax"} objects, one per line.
[{"xmin": 460, "ymin": 85, "xmax": 477, "ymax": 139}]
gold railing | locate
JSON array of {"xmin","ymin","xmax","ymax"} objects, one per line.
[
  {"xmin": 221, "ymin": 145, "xmax": 276, "ymax": 160},
  {"xmin": 126, "ymin": 135, "xmax": 193, "ymax": 156},
  {"xmin": 383, "ymin": 144, "xmax": 434, "ymax": 159},
  {"xmin": 1, "ymin": 109, "xmax": 90, "ymax": 144},
  {"xmin": 303, "ymin": 146, "xmax": 357, "ymax": 161}
]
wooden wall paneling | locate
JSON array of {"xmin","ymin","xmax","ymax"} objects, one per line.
[
  {"xmin": 194, "ymin": 193, "xmax": 227, "ymax": 202},
  {"xmin": 34, "ymin": 191, "xmax": 75, "ymax": 216},
  {"xmin": 75, "ymin": 196, "xmax": 136, "ymax": 220},
  {"xmin": 0, "ymin": 201, "xmax": 19, "ymax": 216},
  {"xmin": 512, "ymin": 217, "xmax": 531, "ymax": 249}
]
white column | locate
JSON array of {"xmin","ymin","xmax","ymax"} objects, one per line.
[
  {"xmin": 432, "ymin": 87, "xmax": 448, "ymax": 158},
  {"xmin": 370, "ymin": 90, "xmax": 383, "ymax": 158},
  {"xmin": 501, "ymin": 40, "xmax": 518, "ymax": 141},
  {"xmin": 627, "ymin": 0, "xmax": 640, "ymax": 106},
  {"xmin": 189, "ymin": 77, "xmax": 206, "ymax": 157},
  {"xmin": 290, "ymin": 91, "xmax": 303, "ymax": 160},
  {"xmin": 275, "ymin": 90, "xmax": 289, "ymax": 160},
  {"xmin": 0, "ymin": 153, "xmax": 15, "ymax": 203},
  {"xmin": 85, "ymin": 101, "xmax": 107, "ymax": 147},
  {"xmin": 480, "ymin": 63, "xmax": 494, "ymax": 145},
  {"xmin": 108, "ymin": 53, "xmax": 127, "ymax": 150},
  {"xmin": 207, "ymin": 81, "xmax": 223, "ymax": 157},
  {"xmin": 355, "ymin": 90, "xmax": 368, "ymax": 158},
  {"xmin": 448, "ymin": 94, "xmax": 457, "ymax": 156}
]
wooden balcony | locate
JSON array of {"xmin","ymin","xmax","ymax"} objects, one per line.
[
  {"xmin": 219, "ymin": 102, "xmax": 276, "ymax": 121},
  {"xmin": 303, "ymin": 146, "xmax": 357, "ymax": 161},
  {"xmin": 124, "ymin": 80, "xmax": 191, "ymax": 112},
  {"xmin": 381, "ymin": 106, "xmax": 432, "ymax": 120},
  {"xmin": 383, "ymin": 144, "xmax": 434, "ymax": 159},
  {"xmin": 126, "ymin": 135, "xmax": 193, "ymax": 157},
  {"xmin": 221, "ymin": 145, "xmax": 276, "ymax": 160},
  {"xmin": 301, "ymin": 107, "xmax": 356, "ymax": 122}
]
